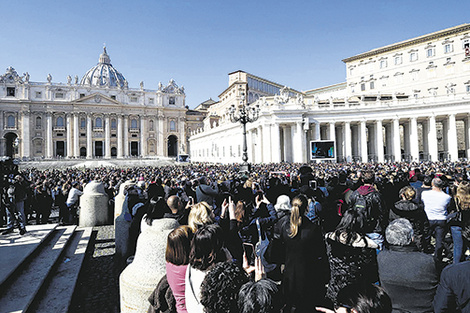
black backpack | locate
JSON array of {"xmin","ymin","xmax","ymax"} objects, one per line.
[{"xmin": 352, "ymin": 193, "xmax": 377, "ymax": 230}]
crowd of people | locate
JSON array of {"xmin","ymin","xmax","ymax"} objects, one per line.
[{"xmin": 2, "ymin": 160, "xmax": 470, "ymax": 312}]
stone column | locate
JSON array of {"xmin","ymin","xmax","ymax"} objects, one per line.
[
  {"xmin": 375, "ymin": 120, "xmax": 384, "ymax": 163},
  {"xmin": 271, "ymin": 123, "xmax": 281, "ymax": 163},
  {"xmin": 314, "ymin": 122, "xmax": 321, "ymax": 140},
  {"xmin": 86, "ymin": 114, "xmax": 93, "ymax": 159},
  {"xmin": 360, "ymin": 120, "xmax": 368, "ymax": 162},
  {"xmin": 124, "ymin": 115, "xmax": 129, "ymax": 157},
  {"xmin": 329, "ymin": 122, "xmax": 335, "ymax": 141},
  {"xmin": 66, "ymin": 114, "xmax": 72, "ymax": 158},
  {"xmin": 428, "ymin": 115, "xmax": 438, "ymax": 161},
  {"xmin": 140, "ymin": 116, "xmax": 146, "ymax": 157},
  {"xmin": 21, "ymin": 112, "xmax": 31, "ymax": 158},
  {"xmin": 422, "ymin": 120, "xmax": 429, "ymax": 160},
  {"xmin": 447, "ymin": 114, "xmax": 458, "ymax": 161},
  {"xmin": 410, "ymin": 117, "xmax": 420, "ymax": 161},
  {"xmin": 385, "ymin": 123, "xmax": 393, "ymax": 162},
  {"xmin": 105, "ymin": 114, "xmax": 111, "ymax": 158},
  {"xmin": 466, "ymin": 115, "xmax": 470, "ymax": 160},
  {"xmin": 117, "ymin": 115, "xmax": 123, "ymax": 158},
  {"xmin": 392, "ymin": 118, "xmax": 401, "ymax": 162},
  {"xmin": 344, "ymin": 122, "xmax": 352, "ymax": 162},
  {"xmin": 46, "ymin": 113, "xmax": 53, "ymax": 158},
  {"xmin": 158, "ymin": 115, "xmax": 164, "ymax": 156},
  {"xmin": 262, "ymin": 123, "xmax": 271, "ymax": 162},
  {"xmin": 73, "ymin": 114, "xmax": 79, "ymax": 158}
]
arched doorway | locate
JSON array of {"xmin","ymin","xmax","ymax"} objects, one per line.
[
  {"xmin": 4, "ymin": 132, "xmax": 18, "ymax": 158},
  {"xmin": 167, "ymin": 135, "xmax": 178, "ymax": 157},
  {"xmin": 80, "ymin": 147, "xmax": 86, "ymax": 157},
  {"xmin": 111, "ymin": 147, "xmax": 117, "ymax": 157}
]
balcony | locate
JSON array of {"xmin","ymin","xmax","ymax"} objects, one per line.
[{"xmin": 129, "ymin": 128, "xmax": 140, "ymax": 133}]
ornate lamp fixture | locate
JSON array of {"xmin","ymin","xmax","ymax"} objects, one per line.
[{"xmin": 228, "ymin": 85, "xmax": 260, "ymax": 171}]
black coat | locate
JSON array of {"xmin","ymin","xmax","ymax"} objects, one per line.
[
  {"xmin": 434, "ymin": 261, "xmax": 470, "ymax": 313},
  {"xmin": 378, "ymin": 245, "xmax": 438, "ymax": 313},
  {"xmin": 278, "ymin": 216, "xmax": 330, "ymax": 312}
]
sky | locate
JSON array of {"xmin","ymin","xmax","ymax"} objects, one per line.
[{"xmin": 1, "ymin": 1, "xmax": 469, "ymax": 108}]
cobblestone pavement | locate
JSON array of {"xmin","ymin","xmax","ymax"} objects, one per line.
[{"xmin": 70, "ymin": 225, "xmax": 120, "ymax": 313}]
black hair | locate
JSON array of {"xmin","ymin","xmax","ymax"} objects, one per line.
[
  {"xmin": 145, "ymin": 196, "xmax": 169, "ymax": 226},
  {"xmin": 189, "ymin": 224, "xmax": 226, "ymax": 271},
  {"xmin": 238, "ymin": 279, "xmax": 281, "ymax": 313},
  {"xmin": 200, "ymin": 261, "xmax": 249, "ymax": 313},
  {"xmin": 334, "ymin": 209, "xmax": 367, "ymax": 245},
  {"xmin": 335, "ymin": 283, "xmax": 392, "ymax": 313}
]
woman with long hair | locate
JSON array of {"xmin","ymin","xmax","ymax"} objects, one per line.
[
  {"xmin": 165, "ymin": 226, "xmax": 193, "ymax": 313},
  {"xmin": 449, "ymin": 180, "xmax": 470, "ymax": 263},
  {"xmin": 188, "ymin": 201, "xmax": 215, "ymax": 232},
  {"xmin": 275, "ymin": 194, "xmax": 329, "ymax": 312},
  {"xmin": 325, "ymin": 209, "xmax": 379, "ymax": 303}
]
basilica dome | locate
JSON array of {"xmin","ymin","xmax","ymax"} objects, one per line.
[{"xmin": 80, "ymin": 47, "xmax": 127, "ymax": 88}]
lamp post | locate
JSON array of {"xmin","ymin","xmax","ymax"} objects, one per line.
[{"xmin": 229, "ymin": 85, "xmax": 260, "ymax": 172}]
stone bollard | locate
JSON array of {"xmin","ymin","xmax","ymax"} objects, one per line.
[
  {"xmin": 79, "ymin": 180, "xmax": 109, "ymax": 227},
  {"xmin": 115, "ymin": 194, "xmax": 131, "ymax": 270},
  {"xmin": 114, "ymin": 180, "xmax": 135, "ymax": 223},
  {"xmin": 119, "ymin": 218, "xmax": 179, "ymax": 313}
]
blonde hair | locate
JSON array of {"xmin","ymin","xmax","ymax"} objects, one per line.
[
  {"xmin": 456, "ymin": 181, "xmax": 470, "ymax": 211},
  {"xmin": 289, "ymin": 195, "xmax": 308, "ymax": 238},
  {"xmin": 188, "ymin": 202, "xmax": 215, "ymax": 232},
  {"xmin": 399, "ymin": 186, "xmax": 416, "ymax": 201},
  {"xmin": 244, "ymin": 178, "xmax": 253, "ymax": 189}
]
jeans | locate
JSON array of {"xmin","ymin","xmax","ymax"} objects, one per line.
[
  {"xmin": 429, "ymin": 220, "xmax": 447, "ymax": 262},
  {"xmin": 450, "ymin": 226, "xmax": 467, "ymax": 263},
  {"xmin": 5, "ymin": 200, "xmax": 26, "ymax": 230},
  {"xmin": 366, "ymin": 232, "xmax": 384, "ymax": 251}
]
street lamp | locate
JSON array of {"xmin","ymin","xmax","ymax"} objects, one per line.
[{"xmin": 229, "ymin": 85, "xmax": 260, "ymax": 172}]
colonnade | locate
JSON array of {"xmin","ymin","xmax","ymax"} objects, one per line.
[{"xmin": 243, "ymin": 113, "xmax": 468, "ymax": 163}]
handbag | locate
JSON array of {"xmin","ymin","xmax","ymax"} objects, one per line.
[{"xmin": 255, "ymin": 218, "xmax": 276, "ymax": 272}]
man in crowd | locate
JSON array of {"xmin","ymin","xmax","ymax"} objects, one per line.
[
  {"xmin": 65, "ymin": 181, "xmax": 83, "ymax": 224},
  {"xmin": 2, "ymin": 174, "xmax": 29, "ymax": 235}
]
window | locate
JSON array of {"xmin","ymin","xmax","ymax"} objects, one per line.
[
  {"xmin": 170, "ymin": 120, "xmax": 176, "ymax": 131},
  {"xmin": 444, "ymin": 43, "xmax": 453, "ymax": 54},
  {"xmin": 130, "ymin": 97, "xmax": 138, "ymax": 103},
  {"xmin": 80, "ymin": 93, "xmax": 85, "ymax": 98},
  {"xmin": 149, "ymin": 120, "xmax": 154, "ymax": 131},
  {"xmin": 379, "ymin": 60, "xmax": 387, "ymax": 69},
  {"xmin": 131, "ymin": 119, "xmax": 138, "ymax": 129},
  {"xmin": 80, "ymin": 118, "xmax": 86, "ymax": 128},
  {"xmin": 361, "ymin": 83, "xmax": 366, "ymax": 91},
  {"xmin": 7, "ymin": 115, "xmax": 15, "ymax": 127},
  {"xmin": 169, "ymin": 97, "xmax": 175, "ymax": 105},
  {"xmin": 394, "ymin": 56, "xmax": 402, "ymax": 65},
  {"xmin": 149, "ymin": 98, "xmax": 154, "ymax": 104},
  {"xmin": 110, "ymin": 95, "xmax": 116, "ymax": 100},
  {"xmin": 36, "ymin": 116, "xmax": 42, "ymax": 129},
  {"xmin": 35, "ymin": 92, "xmax": 42, "ymax": 98},
  {"xmin": 370, "ymin": 81, "xmax": 375, "ymax": 90},
  {"xmin": 426, "ymin": 48, "xmax": 435, "ymax": 57},
  {"xmin": 466, "ymin": 85, "xmax": 470, "ymax": 93},
  {"xmin": 464, "ymin": 40, "xmax": 470, "ymax": 49},
  {"xmin": 410, "ymin": 52, "xmax": 418, "ymax": 62},
  {"xmin": 56, "ymin": 116, "xmax": 64, "ymax": 127},
  {"xmin": 111, "ymin": 119, "xmax": 117, "ymax": 129},
  {"xmin": 95, "ymin": 117, "xmax": 102, "ymax": 128},
  {"xmin": 55, "ymin": 93, "xmax": 64, "ymax": 99},
  {"xmin": 7, "ymin": 87, "xmax": 15, "ymax": 97}
]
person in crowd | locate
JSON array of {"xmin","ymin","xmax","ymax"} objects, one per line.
[
  {"xmin": 238, "ymin": 278, "xmax": 282, "ymax": 313},
  {"xmin": 200, "ymin": 261, "xmax": 249, "ymax": 313},
  {"xmin": 2, "ymin": 174, "xmax": 29, "ymax": 235},
  {"xmin": 448, "ymin": 180, "xmax": 470, "ymax": 263},
  {"xmin": 271, "ymin": 194, "xmax": 330, "ymax": 312},
  {"xmin": 195, "ymin": 176, "xmax": 219, "ymax": 208},
  {"xmin": 187, "ymin": 202, "xmax": 215, "ymax": 232},
  {"xmin": 390, "ymin": 186, "xmax": 432, "ymax": 252},
  {"xmin": 65, "ymin": 181, "xmax": 83, "ymax": 224},
  {"xmin": 421, "ymin": 177, "xmax": 451, "ymax": 263},
  {"xmin": 140, "ymin": 196, "xmax": 169, "ymax": 233},
  {"xmin": 325, "ymin": 209, "xmax": 379, "ymax": 303},
  {"xmin": 185, "ymin": 224, "xmax": 230, "ymax": 313},
  {"xmin": 378, "ymin": 218, "xmax": 438, "ymax": 312},
  {"xmin": 166, "ymin": 194, "xmax": 192, "ymax": 225},
  {"xmin": 348, "ymin": 170, "xmax": 387, "ymax": 249},
  {"xmin": 163, "ymin": 225, "xmax": 193, "ymax": 313},
  {"xmin": 34, "ymin": 181, "xmax": 53, "ymax": 224},
  {"xmin": 433, "ymin": 260, "xmax": 470, "ymax": 313},
  {"xmin": 316, "ymin": 283, "xmax": 392, "ymax": 313}
]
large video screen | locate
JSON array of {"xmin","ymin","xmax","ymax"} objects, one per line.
[{"xmin": 310, "ymin": 140, "xmax": 335, "ymax": 160}]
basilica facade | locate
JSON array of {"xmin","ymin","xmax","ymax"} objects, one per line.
[
  {"xmin": 0, "ymin": 48, "xmax": 188, "ymax": 159},
  {"xmin": 189, "ymin": 24, "xmax": 470, "ymax": 163}
]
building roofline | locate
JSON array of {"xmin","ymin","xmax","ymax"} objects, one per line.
[
  {"xmin": 304, "ymin": 82, "xmax": 347, "ymax": 94},
  {"xmin": 342, "ymin": 23, "xmax": 470, "ymax": 63}
]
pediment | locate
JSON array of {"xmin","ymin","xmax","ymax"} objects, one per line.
[{"xmin": 75, "ymin": 93, "xmax": 119, "ymax": 105}]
